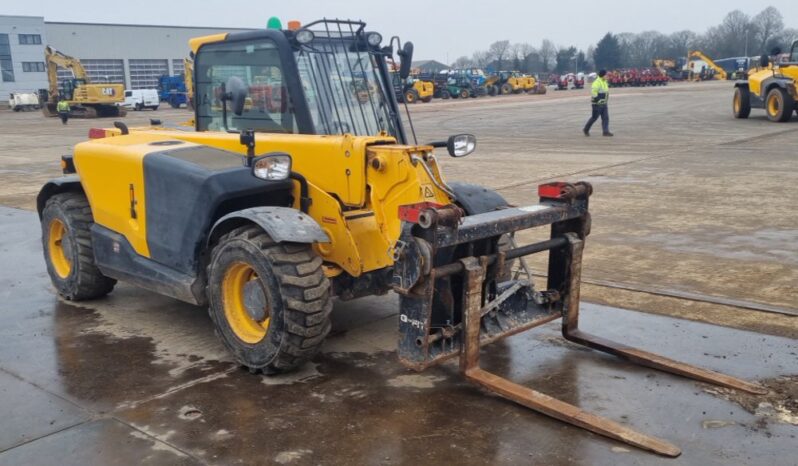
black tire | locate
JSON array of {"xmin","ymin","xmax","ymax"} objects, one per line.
[
  {"xmin": 135, "ymin": 103, "xmax": 142, "ymax": 111},
  {"xmin": 41, "ymin": 192, "xmax": 116, "ymax": 300},
  {"xmin": 765, "ymin": 87, "xmax": 794, "ymax": 122},
  {"xmin": 421, "ymin": 95, "xmax": 432, "ymax": 103},
  {"xmin": 459, "ymin": 88, "xmax": 470, "ymax": 99},
  {"xmin": 441, "ymin": 90, "xmax": 450, "ymax": 99},
  {"xmin": 207, "ymin": 225, "xmax": 332, "ymax": 374},
  {"xmin": 404, "ymin": 89, "xmax": 419, "ymax": 104},
  {"xmin": 733, "ymin": 86, "xmax": 751, "ymax": 119},
  {"xmin": 150, "ymin": 105, "xmax": 159, "ymax": 111}
]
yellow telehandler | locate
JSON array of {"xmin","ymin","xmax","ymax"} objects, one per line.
[
  {"xmin": 733, "ymin": 41, "xmax": 798, "ymax": 122},
  {"xmin": 38, "ymin": 18, "xmax": 764, "ymax": 457}
]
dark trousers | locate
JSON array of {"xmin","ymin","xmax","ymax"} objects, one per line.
[
  {"xmin": 58, "ymin": 112, "xmax": 69, "ymax": 124},
  {"xmin": 584, "ymin": 104, "xmax": 609, "ymax": 134}
]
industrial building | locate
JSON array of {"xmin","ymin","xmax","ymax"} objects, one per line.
[{"xmin": 0, "ymin": 15, "xmax": 250, "ymax": 101}]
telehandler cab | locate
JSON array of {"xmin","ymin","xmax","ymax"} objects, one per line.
[{"xmin": 38, "ymin": 18, "xmax": 765, "ymax": 457}]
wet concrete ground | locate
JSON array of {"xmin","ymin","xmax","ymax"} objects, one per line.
[
  {"xmin": 1, "ymin": 82, "xmax": 796, "ymax": 464},
  {"xmin": 1, "ymin": 206, "xmax": 797, "ymax": 464}
]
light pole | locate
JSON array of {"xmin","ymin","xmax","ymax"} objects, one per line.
[{"xmin": 572, "ymin": 54, "xmax": 579, "ymax": 75}]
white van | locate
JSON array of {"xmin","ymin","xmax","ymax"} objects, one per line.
[{"xmin": 123, "ymin": 89, "xmax": 160, "ymax": 111}]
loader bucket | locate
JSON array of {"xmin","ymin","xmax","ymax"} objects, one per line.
[{"xmin": 391, "ymin": 181, "xmax": 765, "ymax": 457}]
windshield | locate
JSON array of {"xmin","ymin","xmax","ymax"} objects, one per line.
[
  {"xmin": 294, "ymin": 35, "xmax": 394, "ymax": 137},
  {"xmin": 791, "ymin": 42, "xmax": 798, "ymax": 63},
  {"xmin": 195, "ymin": 39, "xmax": 296, "ymax": 133}
]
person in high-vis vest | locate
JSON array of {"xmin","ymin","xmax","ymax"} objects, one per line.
[
  {"xmin": 56, "ymin": 98, "xmax": 71, "ymax": 125},
  {"xmin": 583, "ymin": 69, "xmax": 613, "ymax": 137}
]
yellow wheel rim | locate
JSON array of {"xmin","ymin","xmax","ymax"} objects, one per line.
[
  {"xmin": 733, "ymin": 94, "xmax": 740, "ymax": 113},
  {"xmin": 48, "ymin": 218, "xmax": 72, "ymax": 279},
  {"xmin": 222, "ymin": 261, "xmax": 270, "ymax": 344},
  {"xmin": 767, "ymin": 94, "xmax": 780, "ymax": 116}
]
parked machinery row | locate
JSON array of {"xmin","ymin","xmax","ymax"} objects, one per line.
[
  {"xmin": 606, "ymin": 68, "xmax": 669, "ymax": 87},
  {"xmin": 409, "ymin": 69, "xmax": 546, "ymax": 102}
]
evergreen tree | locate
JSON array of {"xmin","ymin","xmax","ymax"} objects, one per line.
[{"xmin": 594, "ymin": 33, "xmax": 622, "ymax": 69}]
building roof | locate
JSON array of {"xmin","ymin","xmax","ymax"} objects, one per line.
[
  {"xmin": 44, "ymin": 20, "xmax": 252, "ymax": 31},
  {"xmin": 412, "ymin": 60, "xmax": 448, "ymax": 68}
]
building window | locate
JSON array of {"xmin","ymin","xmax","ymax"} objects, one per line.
[
  {"xmin": 56, "ymin": 59, "xmax": 125, "ymax": 88},
  {"xmin": 129, "ymin": 59, "xmax": 169, "ymax": 89},
  {"xmin": 172, "ymin": 58, "xmax": 185, "ymax": 75},
  {"xmin": 22, "ymin": 62, "xmax": 46, "ymax": 72},
  {"xmin": 18, "ymin": 34, "xmax": 42, "ymax": 45},
  {"xmin": 0, "ymin": 34, "xmax": 14, "ymax": 82}
]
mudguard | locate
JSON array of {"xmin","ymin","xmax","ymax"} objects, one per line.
[
  {"xmin": 449, "ymin": 181, "xmax": 509, "ymax": 215},
  {"xmin": 36, "ymin": 176, "xmax": 82, "ymax": 218},
  {"xmin": 209, "ymin": 207, "xmax": 329, "ymax": 245}
]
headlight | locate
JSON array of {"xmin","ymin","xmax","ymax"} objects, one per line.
[
  {"xmin": 252, "ymin": 153, "xmax": 292, "ymax": 180},
  {"xmin": 295, "ymin": 28, "xmax": 314, "ymax": 45},
  {"xmin": 447, "ymin": 134, "xmax": 477, "ymax": 157},
  {"xmin": 366, "ymin": 32, "xmax": 382, "ymax": 47}
]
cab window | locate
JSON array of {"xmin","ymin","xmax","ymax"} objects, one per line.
[
  {"xmin": 790, "ymin": 42, "xmax": 798, "ymax": 63},
  {"xmin": 195, "ymin": 39, "xmax": 296, "ymax": 133}
]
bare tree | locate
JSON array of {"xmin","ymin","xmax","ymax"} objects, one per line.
[
  {"xmin": 753, "ymin": 6, "xmax": 784, "ymax": 54},
  {"xmin": 452, "ymin": 56, "xmax": 472, "ymax": 68},
  {"xmin": 511, "ymin": 43, "xmax": 537, "ymax": 72},
  {"xmin": 539, "ymin": 39, "xmax": 556, "ymax": 72},
  {"xmin": 487, "ymin": 40, "xmax": 512, "ymax": 70},
  {"xmin": 471, "ymin": 50, "xmax": 491, "ymax": 68},
  {"xmin": 668, "ymin": 30, "xmax": 696, "ymax": 57}
]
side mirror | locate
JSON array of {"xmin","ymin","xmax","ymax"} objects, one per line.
[
  {"xmin": 428, "ymin": 134, "xmax": 477, "ymax": 157},
  {"xmin": 225, "ymin": 76, "xmax": 248, "ymax": 116},
  {"xmin": 760, "ymin": 54, "xmax": 770, "ymax": 68},
  {"xmin": 399, "ymin": 42, "xmax": 414, "ymax": 80}
]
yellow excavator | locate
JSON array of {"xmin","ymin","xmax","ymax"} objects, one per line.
[
  {"xmin": 40, "ymin": 46, "xmax": 126, "ymax": 118},
  {"xmin": 688, "ymin": 50, "xmax": 727, "ymax": 81}
]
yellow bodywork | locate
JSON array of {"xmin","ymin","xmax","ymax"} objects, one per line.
[
  {"xmin": 74, "ymin": 129, "xmax": 452, "ymax": 278},
  {"xmin": 411, "ymin": 80, "xmax": 434, "ymax": 101},
  {"xmin": 746, "ymin": 63, "xmax": 798, "ymax": 97}
]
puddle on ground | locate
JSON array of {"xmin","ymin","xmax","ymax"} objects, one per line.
[{"xmin": 704, "ymin": 375, "xmax": 798, "ymax": 426}]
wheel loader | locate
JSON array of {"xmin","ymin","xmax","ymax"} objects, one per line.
[
  {"xmin": 733, "ymin": 41, "xmax": 798, "ymax": 122},
  {"xmin": 38, "ymin": 18, "xmax": 765, "ymax": 457}
]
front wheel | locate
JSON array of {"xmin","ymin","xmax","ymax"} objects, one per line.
[
  {"xmin": 207, "ymin": 226, "xmax": 332, "ymax": 374},
  {"xmin": 732, "ymin": 87, "xmax": 751, "ymax": 119},
  {"xmin": 766, "ymin": 87, "xmax": 794, "ymax": 122},
  {"xmin": 404, "ymin": 90, "xmax": 419, "ymax": 104},
  {"xmin": 441, "ymin": 90, "xmax": 450, "ymax": 99},
  {"xmin": 41, "ymin": 192, "xmax": 116, "ymax": 300},
  {"xmin": 459, "ymin": 89, "xmax": 470, "ymax": 99}
]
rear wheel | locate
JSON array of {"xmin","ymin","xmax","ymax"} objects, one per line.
[
  {"xmin": 459, "ymin": 88, "xmax": 470, "ymax": 99},
  {"xmin": 765, "ymin": 87, "xmax": 794, "ymax": 122},
  {"xmin": 732, "ymin": 87, "xmax": 751, "ymax": 119},
  {"xmin": 441, "ymin": 90, "xmax": 451, "ymax": 99},
  {"xmin": 41, "ymin": 192, "xmax": 116, "ymax": 300},
  {"xmin": 500, "ymin": 83, "xmax": 512, "ymax": 95},
  {"xmin": 421, "ymin": 95, "xmax": 432, "ymax": 103},
  {"xmin": 207, "ymin": 226, "xmax": 332, "ymax": 373}
]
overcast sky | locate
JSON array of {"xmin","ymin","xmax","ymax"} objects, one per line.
[{"xmin": 5, "ymin": 1, "xmax": 797, "ymax": 62}]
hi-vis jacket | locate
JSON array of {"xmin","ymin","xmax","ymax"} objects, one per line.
[
  {"xmin": 591, "ymin": 77, "xmax": 609, "ymax": 105},
  {"xmin": 56, "ymin": 100, "xmax": 70, "ymax": 112}
]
